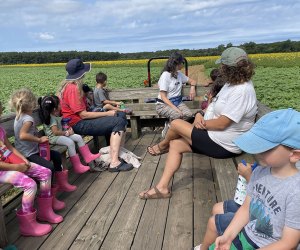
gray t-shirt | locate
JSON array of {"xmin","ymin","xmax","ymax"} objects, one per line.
[
  {"xmin": 14, "ymin": 114, "xmax": 39, "ymax": 157},
  {"xmin": 245, "ymin": 166, "xmax": 300, "ymax": 248},
  {"xmin": 94, "ymin": 87, "xmax": 109, "ymax": 109}
]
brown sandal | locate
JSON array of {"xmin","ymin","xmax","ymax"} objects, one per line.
[
  {"xmin": 139, "ymin": 186, "xmax": 172, "ymax": 200},
  {"xmin": 147, "ymin": 143, "xmax": 168, "ymax": 156}
]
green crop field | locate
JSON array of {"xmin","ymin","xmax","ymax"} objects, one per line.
[{"xmin": 1, "ymin": 54, "xmax": 300, "ymax": 113}]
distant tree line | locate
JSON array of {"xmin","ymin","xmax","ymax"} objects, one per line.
[{"xmin": 0, "ymin": 40, "xmax": 299, "ymax": 65}]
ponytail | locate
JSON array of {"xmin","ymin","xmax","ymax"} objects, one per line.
[{"xmin": 38, "ymin": 96, "xmax": 57, "ymax": 125}]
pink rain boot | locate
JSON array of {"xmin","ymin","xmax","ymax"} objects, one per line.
[
  {"xmin": 37, "ymin": 196, "xmax": 63, "ymax": 224},
  {"xmin": 70, "ymin": 154, "xmax": 90, "ymax": 174},
  {"xmin": 51, "ymin": 184, "xmax": 66, "ymax": 210},
  {"xmin": 17, "ymin": 208, "xmax": 52, "ymax": 236},
  {"xmin": 55, "ymin": 170, "xmax": 77, "ymax": 192},
  {"xmin": 79, "ymin": 145, "xmax": 100, "ymax": 164}
]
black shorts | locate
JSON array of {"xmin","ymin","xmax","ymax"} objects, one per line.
[{"xmin": 191, "ymin": 128, "xmax": 238, "ymax": 159}]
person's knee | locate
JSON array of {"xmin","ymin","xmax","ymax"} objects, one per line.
[
  {"xmin": 113, "ymin": 117, "xmax": 127, "ymax": 131},
  {"xmin": 212, "ymin": 202, "xmax": 224, "ymax": 215},
  {"xmin": 23, "ymin": 178, "xmax": 37, "ymax": 193},
  {"xmin": 208, "ymin": 215, "xmax": 217, "ymax": 233}
]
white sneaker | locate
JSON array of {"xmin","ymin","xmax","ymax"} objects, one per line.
[
  {"xmin": 161, "ymin": 121, "xmax": 169, "ymax": 138},
  {"xmin": 193, "ymin": 244, "xmax": 201, "ymax": 250}
]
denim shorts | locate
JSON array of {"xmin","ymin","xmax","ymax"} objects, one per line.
[
  {"xmin": 215, "ymin": 200, "xmax": 240, "ymax": 235},
  {"xmin": 214, "ymin": 200, "xmax": 258, "ymax": 250}
]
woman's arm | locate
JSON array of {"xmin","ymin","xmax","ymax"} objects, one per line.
[
  {"xmin": 194, "ymin": 113, "xmax": 233, "ymax": 130},
  {"xmin": 78, "ymin": 109, "xmax": 116, "ymax": 119}
]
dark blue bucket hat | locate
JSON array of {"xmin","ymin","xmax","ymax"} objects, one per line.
[{"xmin": 65, "ymin": 59, "xmax": 91, "ymax": 80}]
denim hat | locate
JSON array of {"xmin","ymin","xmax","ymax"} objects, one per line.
[
  {"xmin": 215, "ymin": 47, "xmax": 248, "ymax": 66},
  {"xmin": 66, "ymin": 59, "xmax": 91, "ymax": 80},
  {"xmin": 234, "ymin": 108, "xmax": 300, "ymax": 154}
]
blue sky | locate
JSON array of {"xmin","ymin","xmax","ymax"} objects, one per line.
[{"xmin": 0, "ymin": 0, "xmax": 299, "ymax": 53}]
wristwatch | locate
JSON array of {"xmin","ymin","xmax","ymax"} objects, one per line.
[{"xmin": 195, "ymin": 110, "xmax": 205, "ymax": 116}]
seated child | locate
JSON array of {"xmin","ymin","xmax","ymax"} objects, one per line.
[
  {"xmin": 93, "ymin": 72, "xmax": 132, "ymax": 114},
  {"xmin": 196, "ymin": 109, "xmax": 300, "ymax": 250},
  {"xmin": 10, "ymin": 88, "xmax": 75, "ymax": 195},
  {"xmin": 0, "ymin": 101, "xmax": 60, "ymax": 236},
  {"xmin": 203, "ymin": 76, "xmax": 225, "ymax": 120},
  {"xmin": 82, "ymin": 83, "xmax": 95, "ymax": 111},
  {"xmin": 201, "ymin": 68, "xmax": 222, "ymax": 111},
  {"xmin": 193, "ymin": 162, "xmax": 253, "ymax": 250},
  {"xmin": 38, "ymin": 95, "xmax": 100, "ymax": 173}
]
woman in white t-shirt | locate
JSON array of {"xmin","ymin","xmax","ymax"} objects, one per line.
[
  {"xmin": 149, "ymin": 52, "xmax": 210, "ymax": 147},
  {"xmin": 140, "ymin": 47, "xmax": 258, "ymax": 199}
]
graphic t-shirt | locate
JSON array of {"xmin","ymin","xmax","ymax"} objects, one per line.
[
  {"xmin": 157, "ymin": 71, "xmax": 189, "ymax": 100},
  {"xmin": 245, "ymin": 166, "xmax": 300, "ymax": 248}
]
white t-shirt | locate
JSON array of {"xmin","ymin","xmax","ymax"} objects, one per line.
[
  {"xmin": 204, "ymin": 102, "xmax": 215, "ymax": 120},
  {"xmin": 208, "ymin": 81, "xmax": 257, "ymax": 154},
  {"xmin": 157, "ymin": 71, "xmax": 189, "ymax": 99}
]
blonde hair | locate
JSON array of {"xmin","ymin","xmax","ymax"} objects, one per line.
[
  {"xmin": 58, "ymin": 77, "xmax": 84, "ymax": 100},
  {"xmin": 9, "ymin": 88, "xmax": 37, "ymax": 119}
]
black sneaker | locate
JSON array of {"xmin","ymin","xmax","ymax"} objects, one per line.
[{"xmin": 108, "ymin": 161, "xmax": 134, "ymax": 172}]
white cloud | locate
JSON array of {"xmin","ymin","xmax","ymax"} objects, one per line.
[
  {"xmin": 39, "ymin": 32, "xmax": 55, "ymax": 40},
  {"xmin": 0, "ymin": 0, "xmax": 300, "ymax": 52}
]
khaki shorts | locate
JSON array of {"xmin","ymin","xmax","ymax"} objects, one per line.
[{"xmin": 156, "ymin": 102, "xmax": 193, "ymax": 121}]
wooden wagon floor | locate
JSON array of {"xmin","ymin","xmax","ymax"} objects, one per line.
[{"xmin": 5, "ymin": 131, "xmax": 219, "ymax": 250}]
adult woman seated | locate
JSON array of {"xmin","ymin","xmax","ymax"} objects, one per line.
[
  {"xmin": 140, "ymin": 47, "xmax": 258, "ymax": 199},
  {"xmin": 58, "ymin": 58, "xmax": 133, "ymax": 172}
]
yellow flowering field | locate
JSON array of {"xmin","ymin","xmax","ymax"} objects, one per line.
[{"xmin": 0, "ymin": 52, "xmax": 299, "ymax": 112}]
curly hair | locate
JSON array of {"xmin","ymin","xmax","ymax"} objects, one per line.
[
  {"xmin": 9, "ymin": 88, "xmax": 37, "ymax": 119},
  {"xmin": 220, "ymin": 59, "xmax": 255, "ymax": 85},
  {"xmin": 161, "ymin": 52, "xmax": 184, "ymax": 78}
]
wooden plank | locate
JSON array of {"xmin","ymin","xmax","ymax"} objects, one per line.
[
  {"xmin": 69, "ymin": 133, "xmax": 150, "ymax": 250},
  {"xmin": 10, "ymin": 172, "xmax": 101, "ymax": 249},
  {"xmin": 100, "ymin": 133, "xmax": 161, "ymax": 249},
  {"xmin": 256, "ymin": 101, "xmax": 272, "ymax": 121},
  {"xmin": 108, "ymin": 86, "xmax": 209, "ymax": 101},
  {"xmin": 211, "ymin": 158, "xmax": 238, "ymax": 202},
  {"xmin": 126, "ymin": 101, "xmax": 200, "ymax": 111},
  {"xmin": 131, "ymin": 153, "xmax": 170, "ymax": 250},
  {"xmin": 193, "ymin": 154, "xmax": 217, "ymax": 245},
  {"xmin": 163, "ymin": 152, "xmax": 193, "ymax": 250},
  {"xmin": 0, "ymin": 200, "xmax": 8, "ymax": 248}
]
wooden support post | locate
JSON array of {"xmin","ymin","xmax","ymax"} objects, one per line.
[
  {"xmin": 130, "ymin": 116, "xmax": 141, "ymax": 139},
  {"xmin": 0, "ymin": 202, "xmax": 8, "ymax": 248}
]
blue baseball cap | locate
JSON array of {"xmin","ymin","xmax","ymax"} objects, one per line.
[{"xmin": 234, "ymin": 108, "xmax": 300, "ymax": 154}]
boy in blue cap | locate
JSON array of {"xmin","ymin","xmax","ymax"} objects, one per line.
[{"xmin": 210, "ymin": 108, "xmax": 300, "ymax": 250}]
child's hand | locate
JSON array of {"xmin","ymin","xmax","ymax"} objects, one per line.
[
  {"xmin": 215, "ymin": 235, "xmax": 233, "ymax": 250},
  {"xmin": 68, "ymin": 128, "xmax": 74, "ymax": 136},
  {"xmin": 39, "ymin": 136, "xmax": 49, "ymax": 143},
  {"xmin": 14, "ymin": 163, "xmax": 30, "ymax": 172},
  {"xmin": 237, "ymin": 162, "xmax": 252, "ymax": 181},
  {"xmin": 106, "ymin": 110, "xmax": 117, "ymax": 116}
]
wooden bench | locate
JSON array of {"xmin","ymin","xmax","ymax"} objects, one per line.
[
  {"xmin": 0, "ymin": 110, "xmax": 104, "ymax": 248},
  {"xmin": 108, "ymin": 85, "xmax": 210, "ymax": 139},
  {"xmin": 212, "ymin": 102, "xmax": 272, "ymax": 201}
]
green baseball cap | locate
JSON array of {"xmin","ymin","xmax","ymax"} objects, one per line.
[{"xmin": 215, "ymin": 47, "xmax": 248, "ymax": 66}]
